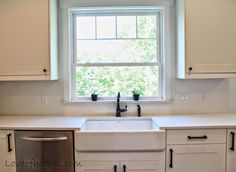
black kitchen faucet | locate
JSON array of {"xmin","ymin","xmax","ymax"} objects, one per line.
[{"xmin": 116, "ymin": 92, "xmax": 127, "ymax": 117}]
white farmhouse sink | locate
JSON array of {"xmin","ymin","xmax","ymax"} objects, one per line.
[
  {"xmin": 81, "ymin": 118, "xmax": 159, "ymax": 131},
  {"xmin": 75, "ymin": 117, "xmax": 165, "ymax": 152}
]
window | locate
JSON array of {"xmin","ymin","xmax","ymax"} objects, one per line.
[{"xmin": 71, "ymin": 8, "xmax": 165, "ymax": 100}]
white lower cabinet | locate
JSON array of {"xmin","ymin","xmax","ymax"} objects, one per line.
[
  {"xmin": 0, "ymin": 130, "xmax": 16, "ymax": 172},
  {"xmin": 166, "ymin": 144, "xmax": 226, "ymax": 172},
  {"xmin": 227, "ymin": 129, "xmax": 236, "ymax": 172},
  {"xmin": 75, "ymin": 128, "xmax": 232, "ymax": 172},
  {"xmin": 121, "ymin": 161, "xmax": 164, "ymax": 172},
  {"xmin": 75, "ymin": 152, "xmax": 165, "ymax": 172},
  {"xmin": 77, "ymin": 161, "xmax": 119, "ymax": 172},
  {"xmin": 166, "ymin": 129, "xmax": 226, "ymax": 172},
  {"xmin": 77, "ymin": 161, "xmax": 163, "ymax": 172}
]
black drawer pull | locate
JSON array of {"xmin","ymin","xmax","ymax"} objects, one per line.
[
  {"xmin": 7, "ymin": 133, "xmax": 12, "ymax": 152},
  {"xmin": 188, "ymin": 135, "xmax": 207, "ymax": 140},
  {"xmin": 230, "ymin": 132, "xmax": 235, "ymax": 151},
  {"xmin": 169, "ymin": 149, "xmax": 173, "ymax": 168},
  {"xmin": 123, "ymin": 165, "xmax": 126, "ymax": 172},
  {"xmin": 114, "ymin": 165, "xmax": 117, "ymax": 172}
]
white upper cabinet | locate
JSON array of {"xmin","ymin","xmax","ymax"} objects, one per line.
[
  {"xmin": 0, "ymin": 0, "xmax": 58, "ymax": 81},
  {"xmin": 176, "ymin": 0, "xmax": 236, "ymax": 79}
]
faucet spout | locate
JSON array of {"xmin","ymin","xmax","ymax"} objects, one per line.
[{"xmin": 116, "ymin": 92, "xmax": 127, "ymax": 117}]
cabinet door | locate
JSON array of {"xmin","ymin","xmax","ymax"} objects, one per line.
[
  {"xmin": 121, "ymin": 161, "xmax": 164, "ymax": 172},
  {"xmin": 166, "ymin": 144, "xmax": 225, "ymax": 172},
  {"xmin": 227, "ymin": 129, "xmax": 236, "ymax": 172},
  {"xmin": 0, "ymin": 0, "xmax": 49, "ymax": 76},
  {"xmin": 185, "ymin": 0, "xmax": 236, "ymax": 74},
  {"xmin": 0, "ymin": 130, "xmax": 16, "ymax": 172},
  {"xmin": 76, "ymin": 161, "xmax": 119, "ymax": 172}
]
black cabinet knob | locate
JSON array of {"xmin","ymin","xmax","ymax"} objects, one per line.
[
  {"xmin": 189, "ymin": 67, "xmax": 193, "ymax": 71},
  {"xmin": 43, "ymin": 69, "xmax": 47, "ymax": 73}
]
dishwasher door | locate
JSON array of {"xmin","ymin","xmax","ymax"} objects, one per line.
[{"xmin": 15, "ymin": 131, "xmax": 74, "ymax": 172}]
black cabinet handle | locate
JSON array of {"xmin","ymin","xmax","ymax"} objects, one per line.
[
  {"xmin": 43, "ymin": 69, "xmax": 47, "ymax": 73},
  {"xmin": 169, "ymin": 149, "xmax": 173, "ymax": 168},
  {"xmin": 7, "ymin": 133, "xmax": 12, "ymax": 152},
  {"xmin": 123, "ymin": 165, "xmax": 126, "ymax": 172},
  {"xmin": 187, "ymin": 135, "xmax": 207, "ymax": 140},
  {"xmin": 114, "ymin": 165, "xmax": 117, "ymax": 172},
  {"xmin": 230, "ymin": 132, "xmax": 235, "ymax": 151}
]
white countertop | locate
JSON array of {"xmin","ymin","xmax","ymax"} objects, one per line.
[
  {"xmin": 0, "ymin": 116, "xmax": 86, "ymax": 130},
  {"xmin": 154, "ymin": 114, "xmax": 236, "ymax": 129},
  {"xmin": 0, "ymin": 114, "xmax": 236, "ymax": 130}
]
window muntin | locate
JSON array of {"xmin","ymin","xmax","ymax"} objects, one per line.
[{"xmin": 72, "ymin": 9, "xmax": 162, "ymax": 99}]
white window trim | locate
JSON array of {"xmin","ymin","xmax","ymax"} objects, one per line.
[
  {"xmin": 72, "ymin": 9, "xmax": 162, "ymax": 100},
  {"xmin": 60, "ymin": 0, "xmax": 175, "ymax": 103}
]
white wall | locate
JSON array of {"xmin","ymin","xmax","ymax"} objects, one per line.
[
  {"xmin": 230, "ymin": 79, "xmax": 236, "ymax": 113},
  {"xmin": 0, "ymin": 0, "xmax": 231, "ymax": 116},
  {"xmin": 0, "ymin": 79, "xmax": 229, "ymax": 116}
]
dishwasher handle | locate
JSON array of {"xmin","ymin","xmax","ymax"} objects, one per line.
[{"xmin": 20, "ymin": 136, "xmax": 68, "ymax": 142}]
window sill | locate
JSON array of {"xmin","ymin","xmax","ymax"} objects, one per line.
[{"xmin": 62, "ymin": 98, "xmax": 173, "ymax": 105}]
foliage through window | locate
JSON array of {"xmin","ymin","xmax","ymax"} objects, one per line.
[{"xmin": 72, "ymin": 9, "xmax": 163, "ymax": 99}]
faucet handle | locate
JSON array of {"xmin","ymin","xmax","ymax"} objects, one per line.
[
  {"xmin": 137, "ymin": 105, "xmax": 141, "ymax": 117},
  {"xmin": 120, "ymin": 105, "xmax": 127, "ymax": 113},
  {"xmin": 125, "ymin": 105, "xmax": 127, "ymax": 111}
]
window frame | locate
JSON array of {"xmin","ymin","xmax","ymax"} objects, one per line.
[
  {"xmin": 60, "ymin": 3, "xmax": 175, "ymax": 103},
  {"xmin": 71, "ymin": 9, "xmax": 163, "ymax": 101}
]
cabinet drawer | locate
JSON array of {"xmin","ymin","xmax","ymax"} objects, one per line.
[{"xmin": 167, "ymin": 129, "xmax": 226, "ymax": 145}]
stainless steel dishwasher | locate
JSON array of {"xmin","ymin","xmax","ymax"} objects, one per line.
[{"xmin": 15, "ymin": 131, "xmax": 74, "ymax": 172}]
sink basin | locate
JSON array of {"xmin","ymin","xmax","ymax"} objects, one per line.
[
  {"xmin": 75, "ymin": 117, "xmax": 165, "ymax": 152},
  {"xmin": 81, "ymin": 118, "xmax": 159, "ymax": 131}
]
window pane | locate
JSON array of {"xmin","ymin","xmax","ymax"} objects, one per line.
[
  {"xmin": 97, "ymin": 16, "xmax": 116, "ymax": 39},
  {"xmin": 117, "ymin": 16, "xmax": 136, "ymax": 38},
  {"xmin": 76, "ymin": 66, "xmax": 159, "ymax": 97},
  {"xmin": 76, "ymin": 17, "xmax": 95, "ymax": 39},
  {"xmin": 137, "ymin": 16, "xmax": 157, "ymax": 38},
  {"xmin": 77, "ymin": 39, "xmax": 157, "ymax": 63}
]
